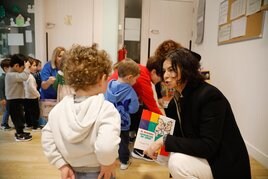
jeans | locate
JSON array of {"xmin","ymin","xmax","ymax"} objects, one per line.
[
  {"xmin": 1, "ymin": 103, "xmax": 10, "ymax": 126},
  {"xmin": 75, "ymin": 171, "xmax": 115, "ymax": 179}
]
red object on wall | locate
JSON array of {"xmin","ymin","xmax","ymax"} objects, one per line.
[{"xmin": 118, "ymin": 46, "xmax": 127, "ymax": 61}]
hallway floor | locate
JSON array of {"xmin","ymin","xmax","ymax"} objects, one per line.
[{"xmin": 0, "ymin": 128, "xmax": 267, "ymax": 179}]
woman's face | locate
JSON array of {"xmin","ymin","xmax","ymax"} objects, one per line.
[
  {"xmin": 163, "ymin": 59, "xmax": 181, "ymax": 89},
  {"xmin": 56, "ymin": 51, "xmax": 65, "ymax": 69}
]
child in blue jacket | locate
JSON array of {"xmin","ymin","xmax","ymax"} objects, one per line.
[{"xmin": 105, "ymin": 59, "xmax": 140, "ymax": 170}]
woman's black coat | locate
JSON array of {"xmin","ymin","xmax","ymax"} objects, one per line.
[{"xmin": 164, "ymin": 81, "xmax": 251, "ymax": 179}]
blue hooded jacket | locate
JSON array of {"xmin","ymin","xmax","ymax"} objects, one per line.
[{"xmin": 105, "ymin": 79, "xmax": 139, "ymax": 131}]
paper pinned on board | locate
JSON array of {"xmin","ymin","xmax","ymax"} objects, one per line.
[
  {"xmin": 8, "ymin": 33, "xmax": 24, "ymax": 46},
  {"xmin": 25, "ymin": 30, "xmax": 32, "ymax": 43}
]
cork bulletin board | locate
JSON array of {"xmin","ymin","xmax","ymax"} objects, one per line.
[
  {"xmin": 218, "ymin": 0, "xmax": 266, "ymax": 45},
  {"xmin": 261, "ymin": 0, "xmax": 268, "ymax": 10}
]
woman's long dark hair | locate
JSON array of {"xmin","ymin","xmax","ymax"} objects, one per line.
[{"xmin": 164, "ymin": 48, "xmax": 205, "ymax": 85}]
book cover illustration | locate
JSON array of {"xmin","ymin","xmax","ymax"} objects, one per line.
[{"xmin": 134, "ymin": 109, "xmax": 175, "ymax": 165}]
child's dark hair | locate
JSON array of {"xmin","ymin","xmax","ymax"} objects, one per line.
[
  {"xmin": 10, "ymin": 54, "xmax": 27, "ymax": 67},
  {"xmin": 146, "ymin": 56, "xmax": 162, "ymax": 76},
  {"xmin": 27, "ymin": 56, "xmax": 37, "ymax": 66},
  {"xmin": 1, "ymin": 58, "xmax": 11, "ymax": 71},
  {"xmin": 34, "ymin": 58, "xmax": 42, "ymax": 66}
]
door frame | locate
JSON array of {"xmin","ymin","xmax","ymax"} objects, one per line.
[{"xmin": 140, "ymin": 0, "xmax": 196, "ymax": 65}]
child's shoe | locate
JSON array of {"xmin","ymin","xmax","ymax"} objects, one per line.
[
  {"xmin": 32, "ymin": 127, "xmax": 42, "ymax": 132},
  {"xmin": 15, "ymin": 133, "xmax": 32, "ymax": 142},
  {"xmin": 22, "ymin": 131, "xmax": 32, "ymax": 136},
  {"xmin": 25, "ymin": 126, "xmax": 33, "ymax": 130},
  {"xmin": 1, "ymin": 125, "xmax": 12, "ymax": 131},
  {"xmin": 120, "ymin": 161, "xmax": 131, "ymax": 170}
]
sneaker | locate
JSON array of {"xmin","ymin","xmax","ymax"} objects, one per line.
[
  {"xmin": 22, "ymin": 131, "xmax": 32, "ymax": 136},
  {"xmin": 131, "ymin": 150, "xmax": 153, "ymax": 162},
  {"xmin": 129, "ymin": 131, "xmax": 136, "ymax": 143},
  {"xmin": 15, "ymin": 133, "xmax": 32, "ymax": 142},
  {"xmin": 1, "ymin": 125, "xmax": 12, "ymax": 131},
  {"xmin": 25, "ymin": 126, "xmax": 33, "ymax": 130},
  {"xmin": 129, "ymin": 136, "xmax": 136, "ymax": 144},
  {"xmin": 32, "ymin": 127, "xmax": 41, "ymax": 132},
  {"xmin": 120, "ymin": 161, "xmax": 131, "ymax": 170}
]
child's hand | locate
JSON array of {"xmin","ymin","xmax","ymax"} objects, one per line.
[
  {"xmin": 98, "ymin": 160, "xmax": 118, "ymax": 179},
  {"xmin": 59, "ymin": 164, "xmax": 75, "ymax": 179},
  {"xmin": 24, "ymin": 61, "xmax": 31, "ymax": 69}
]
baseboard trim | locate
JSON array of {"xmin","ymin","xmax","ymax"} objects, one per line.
[{"xmin": 245, "ymin": 140, "xmax": 268, "ymax": 168}]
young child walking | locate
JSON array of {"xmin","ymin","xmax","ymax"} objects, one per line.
[
  {"xmin": 0, "ymin": 58, "xmax": 12, "ymax": 130},
  {"xmin": 41, "ymin": 44, "xmax": 121, "ymax": 179},
  {"xmin": 5, "ymin": 54, "xmax": 32, "ymax": 141},
  {"xmin": 23, "ymin": 57, "xmax": 41, "ymax": 131},
  {"xmin": 105, "ymin": 59, "xmax": 140, "ymax": 170}
]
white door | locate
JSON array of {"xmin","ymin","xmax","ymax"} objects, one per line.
[
  {"xmin": 44, "ymin": 0, "xmax": 94, "ymax": 60},
  {"xmin": 141, "ymin": 0, "xmax": 194, "ymax": 62}
]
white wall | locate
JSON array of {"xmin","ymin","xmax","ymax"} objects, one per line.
[
  {"xmin": 41, "ymin": 0, "xmax": 118, "ymax": 64},
  {"xmin": 44, "ymin": 0, "xmax": 94, "ymax": 60},
  {"xmin": 101, "ymin": 0, "xmax": 119, "ymax": 63},
  {"xmin": 34, "ymin": 0, "xmax": 46, "ymax": 61},
  {"xmin": 192, "ymin": 0, "xmax": 268, "ymax": 168}
]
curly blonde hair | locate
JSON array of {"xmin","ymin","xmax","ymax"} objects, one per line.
[{"xmin": 63, "ymin": 44, "xmax": 112, "ymax": 91}]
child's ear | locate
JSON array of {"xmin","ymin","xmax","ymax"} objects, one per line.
[
  {"xmin": 126, "ymin": 74, "xmax": 133, "ymax": 80},
  {"xmin": 98, "ymin": 74, "xmax": 107, "ymax": 86},
  {"xmin": 102, "ymin": 74, "xmax": 108, "ymax": 80},
  {"xmin": 150, "ymin": 69, "xmax": 156, "ymax": 75}
]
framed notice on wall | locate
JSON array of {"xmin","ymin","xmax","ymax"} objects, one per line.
[{"xmin": 218, "ymin": 0, "xmax": 265, "ymax": 45}]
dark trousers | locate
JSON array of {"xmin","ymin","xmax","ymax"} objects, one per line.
[
  {"xmin": 24, "ymin": 98, "xmax": 40, "ymax": 128},
  {"xmin": 7, "ymin": 99, "xmax": 25, "ymax": 134},
  {"xmin": 130, "ymin": 104, "xmax": 150, "ymax": 155},
  {"xmin": 129, "ymin": 104, "xmax": 144, "ymax": 133},
  {"xmin": 119, "ymin": 131, "xmax": 130, "ymax": 164}
]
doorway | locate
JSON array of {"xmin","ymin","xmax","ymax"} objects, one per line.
[
  {"xmin": 118, "ymin": 0, "xmax": 142, "ymax": 63},
  {"xmin": 140, "ymin": 0, "xmax": 194, "ymax": 64}
]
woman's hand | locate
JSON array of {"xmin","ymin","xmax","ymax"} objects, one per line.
[
  {"xmin": 48, "ymin": 76, "xmax": 56, "ymax": 85},
  {"xmin": 59, "ymin": 164, "xmax": 75, "ymax": 179},
  {"xmin": 98, "ymin": 160, "xmax": 118, "ymax": 179},
  {"xmin": 41, "ymin": 76, "xmax": 56, "ymax": 90},
  {"xmin": 144, "ymin": 137, "xmax": 164, "ymax": 159}
]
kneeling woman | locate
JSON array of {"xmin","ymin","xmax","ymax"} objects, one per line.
[{"xmin": 144, "ymin": 48, "xmax": 251, "ymax": 179}]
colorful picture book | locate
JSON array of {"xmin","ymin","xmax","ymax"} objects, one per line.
[{"xmin": 134, "ymin": 109, "xmax": 176, "ymax": 165}]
